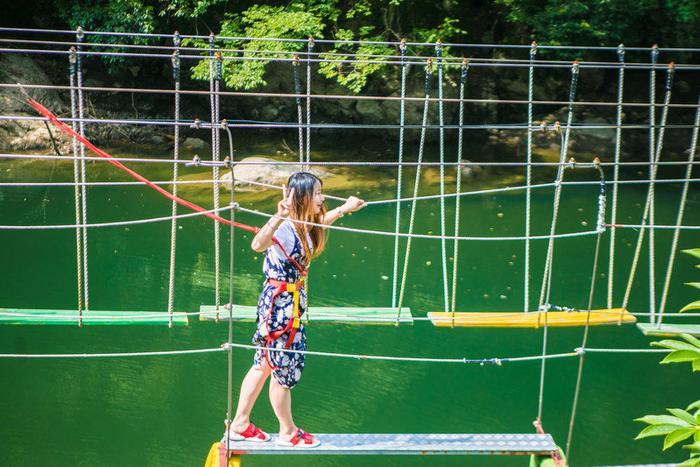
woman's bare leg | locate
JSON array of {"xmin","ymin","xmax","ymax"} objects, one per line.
[
  {"xmin": 230, "ymin": 363, "xmax": 271, "ymax": 433},
  {"xmin": 269, "ymin": 376, "xmax": 297, "ymax": 438}
]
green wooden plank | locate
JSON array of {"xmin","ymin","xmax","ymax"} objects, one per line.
[
  {"xmin": 199, "ymin": 305, "xmax": 413, "ymax": 325},
  {"xmin": 0, "ymin": 309, "xmax": 189, "ymax": 326},
  {"xmin": 637, "ymin": 323, "xmax": 700, "ymax": 337}
]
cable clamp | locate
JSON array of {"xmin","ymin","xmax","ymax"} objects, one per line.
[
  {"xmin": 230, "ymin": 201, "xmax": 240, "ymax": 210},
  {"xmin": 530, "ymin": 41, "xmax": 537, "ymax": 57},
  {"xmin": 575, "ymin": 347, "xmax": 585, "ymax": 355},
  {"xmin": 76, "ymin": 27, "xmax": 84, "ymax": 41},
  {"xmin": 186, "ymin": 155, "xmax": 201, "ymax": 167},
  {"xmin": 539, "ymin": 303, "xmax": 551, "ymax": 312},
  {"xmin": 173, "ymin": 31, "xmax": 181, "ymax": 47},
  {"xmin": 221, "ymin": 342, "xmax": 233, "ymax": 351}
]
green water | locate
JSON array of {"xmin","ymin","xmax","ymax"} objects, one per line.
[{"xmin": 1, "ymin": 146, "xmax": 699, "ymax": 466}]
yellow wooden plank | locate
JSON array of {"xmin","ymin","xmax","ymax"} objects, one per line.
[{"xmin": 428, "ymin": 309, "xmax": 636, "ymax": 328}]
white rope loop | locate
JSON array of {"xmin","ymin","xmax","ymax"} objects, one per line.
[
  {"xmin": 607, "ymin": 44, "xmax": 625, "ymax": 309},
  {"xmin": 167, "ymin": 31, "xmax": 181, "ymax": 327},
  {"xmin": 436, "ymin": 41, "xmax": 449, "ymax": 313},
  {"xmin": 68, "ymin": 46, "xmax": 84, "ymax": 322},
  {"xmin": 305, "ymin": 36, "xmax": 314, "ymax": 168},
  {"xmin": 391, "ymin": 39, "xmax": 407, "ymax": 309},
  {"xmin": 657, "ymin": 93, "xmax": 700, "ymax": 326},
  {"xmin": 76, "ymin": 26, "xmax": 90, "ymax": 314},
  {"xmin": 451, "ymin": 58, "xmax": 468, "ymax": 324},
  {"xmin": 396, "ymin": 58, "xmax": 433, "ymax": 324},
  {"xmin": 524, "ymin": 41, "xmax": 537, "ymax": 313},
  {"xmin": 292, "ymin": 55, "xmax": 304, "ymax": 164}
]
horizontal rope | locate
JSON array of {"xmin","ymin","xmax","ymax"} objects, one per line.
[
  {"xmin": 1, "ymin": 27, "xmax": 699, "ymax": 52},
  {"xmin": 5, "ymin": 114, "xmax": 698, "ymax": 131},
  {"xmin": 578, "ymin": 347, "xmax": 671, "ymax": 354},
  {"xmin": 0, "ymin": 203, "xmax": 233, "ymax": 230},
  {"xmin": 608, "ymin": 223, "xmax": 700, "ymax": 230},
  {"xmin": 0, "ymin": 347, "xmax": 225, "ymax": 358},
  {"xmin": 6, "ymin": 83, "xmax": 700, "ymax": 109},
  {"xmin": 0, "ymin": 38, "xmax": 688, "ymax": 69},
  {"xmin": 6, "ymin": 152, "xmax": 700, "ymax": 168},
  {"xmin": 237, "ymin": 205, "xmax": 599, "ymax": 241},
  {"xmin": 1, "ymin": 46, "xmax": 697, "ymax": 71}
]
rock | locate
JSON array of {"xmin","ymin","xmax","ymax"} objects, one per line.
[
  {"xmin": 220, "ymin": 156, "xmax": 331, "ymax": 191},
  {"xmin": 355, "ymin": 99, "xmax": 382, "ymax": 121},
  {"xmin": 182, "ymin": 137, "xmax": 211, "ymax": 153},
  {"xmin": 460, "ymin": 160, "xmax": 483, "ymax": 178}
]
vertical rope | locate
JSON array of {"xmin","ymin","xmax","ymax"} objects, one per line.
[
  {"xmin": 292, "ymin": 55, "xmax": 304, "ymax": 164},
  {"xmin": 305, "ymin": 37, "xmax": 314, "ymax": 168},
  {"xmin": 450, "ymin": 59, "xmax": 468, "ymax": 325},
  {"xmin": 607, "ymin": 44, "xmax": 625, "ymax": 309},
  {"xmin": 538, "ymin": 62, "xmax": 580, "ymax": 312},
  {"xmin": 621, "ymin": 63, "xmax": 675, "ymax": 318},
  {"xmin": 648, "ymin": 45, "xmax": 660, "ymax": 323},
  {"xmin": 536, "ymin": 61, "xmax": 580, "ymax": 424},
  {"xmin": 68, "ymin": 47, "xmax": 84, "ymax": 324},
  {"xmin": 566, "ymin": 160, "xmax": 606, "ymax": 460},
  {"xmin": 224, "ymin": 133, "xmax": 236, "ymax": 459},
  {"xmin": 524, "ymin": 41, "xmax": 537, "ymax": 313},
  {"xmin": 76, "ymin": 27, "xmax": 89, "ymax": 312},
  {"xmin": 396, "ymin": 59, "xmax": 433, "ymax": 323},
  {"xmin": 167, "ymin": 32, "xmax": 181, "ymax": 327},
  {"xmin": 209, "ymin": 34, "xmax": 222, "ymax": 319},
  {"xmin": 436, "ymin": 41, "xmax": 449, "ymax": 313},
  {"xmin": 391, "ymin": 39, "xmax": 407, "ymax": 309},
  {"xmin": 657, "ymin": 94, "xmax": 700, "ymax": 326}
]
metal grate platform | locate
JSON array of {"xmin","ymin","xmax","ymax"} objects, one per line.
[
  {"xmin": 216, "ymin": 433, "xmax": 557, "ymax": 456},
  {"xmin": 200, "ymin": 305, "xmax": 413, "ymax": 325}
]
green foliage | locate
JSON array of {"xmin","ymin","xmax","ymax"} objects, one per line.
[
  {"xmin": 187, "ymin": 4, "xmax": 325, "ymax": 90},
  {"xmin": 158, "ymin": 0, "xmax": 227, "ymax": 19},
  {"xmin": 317, "ymin": 28, "xmax": 393, "ymax": 94},
  {"xmin": 635, "ymin": 402, "xmax": 700, "ymax": 456}
]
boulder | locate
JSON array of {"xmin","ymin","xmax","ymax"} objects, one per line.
[
  {"xmin": 182, "ymin": 137, "xmax": 211, "ymax": 153},
  {"xmin": 220, "ymin": 156, "xmax": 331, "ymax": 191}
]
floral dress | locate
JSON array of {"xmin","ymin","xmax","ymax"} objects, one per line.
[{"xmin": 252, "ymin": 220, "xmax": 309, "ymax": 389}]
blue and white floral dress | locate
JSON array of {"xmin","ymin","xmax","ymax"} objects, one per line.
[{"xmin": 252, "ymin": 220, "xmax": 309, "ymax": 389}]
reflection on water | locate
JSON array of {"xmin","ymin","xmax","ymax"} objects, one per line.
[{"xmin": 0, "ymin": 150, "xmax": 699, "ymax": 466}]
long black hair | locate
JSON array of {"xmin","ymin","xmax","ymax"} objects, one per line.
[{"xmin": 286, "ymin": 172, "xmax": 326, "ymax": 261}]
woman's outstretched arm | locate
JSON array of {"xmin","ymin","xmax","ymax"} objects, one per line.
[{"xmin": 323, "ymin": 196, "xmax": 367, "ymax": 226}]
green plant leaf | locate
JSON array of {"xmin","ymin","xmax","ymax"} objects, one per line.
[
  {"xmin": 686, "ymin": 282, "xmax": 700, "ymax": 290},
  {"xmin": 664, "ymin": 427, "xmax": 696, "ymax": 450},
  {"xmin": 636, "ymin": 415, "xmax": 691, "ymax": 426},
  {"xmin": 682, "ymin": 334, "xmax": 700, "ymax": 348},
  {"xmin": 636, "ymin": 423, "xmax": 683, "ymax": 439},
  {"xmin": 681, "ymin": 301, "xmax": 700, "ymax": 313},
  {"xmin": 693, "ymin": 359, "xmax": 700, "ymax": 372},
  {"xmin": 660, "ymin": 351, "xmax": 700, "ymax": 365},
  {"xmin": 686, "ymin": 440, "xmax": 700, "ymax": 452},
  {"xmin": 652, "ymin": 340, "xmax": 699, "ymax": 351},
  {"xmin": 688, "ymin": 401, "xmax": 700, "ymax": 412},
  {"xmin": 683, "ymin": 248, "xmax": 700, "ymax": 259},
  {"xmin": 677, "ymin": 459, "xmax": 700, "ymax": 467},
  {"xmin": 669, "ymin": 408, "xmax": 699, "ymax": 426}
]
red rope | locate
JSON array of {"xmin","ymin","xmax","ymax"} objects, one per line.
[{"xmin": 26, "ymin": 97, "xmax": 307, "ymax": 275}]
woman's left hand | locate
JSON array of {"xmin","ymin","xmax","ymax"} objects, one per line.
[{"xmin": 341, "ymin": 196, "xmax": 367, "ymax": 214}]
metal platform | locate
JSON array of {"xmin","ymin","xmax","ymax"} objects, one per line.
[
  {"xmin": 213, "ymin": 433, "xmax": 557, "ymax": 456},
  {"xmin": 0, "ymin": 308, "xmax": 189, "ymax": 325},
  {"xmin": 428, "ymin": 309, "xmax": 636, "ymax": 328},
  {"xmin": 637, "ymin": 322, "xmax": 700, "ymax": 337},
  {"xmin": 199, "ymin": 305, "xmax": 413, "ymax": 325}
]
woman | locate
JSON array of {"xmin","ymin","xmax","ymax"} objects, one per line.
[{"xmin": 226, "ymin": 172, "xmax": 366, "ymax": 448}]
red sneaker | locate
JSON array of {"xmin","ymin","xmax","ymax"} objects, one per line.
[
  {"xmin": 276, "ymin": 429, "xmax": 321, "ymax": 448},
  {"xmin": 226, "ymin": 423, "xmax": 271, "ymax": 442}
]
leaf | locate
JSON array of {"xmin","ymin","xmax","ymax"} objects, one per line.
[
  {"xmin": 694, "ymin": 359, "xmax": 700, "ymax": 372},
  {"xmin": 682, "ymin": 334, "xmax": 700, "ymax": 349},
  {"xmin": 677, "ymin": 459, "xmax": 700, "ymax": 467},
  {"xmin": 683, "ymin": 248, "xmax": 700, "ymax": 259},
  {"xmin": 686, "ymin": 440, "xmax": 700, "ymax": 452},
  {"xmin": 636, "ymin": 424, "xmax": 682, "ymax": 439},
  {"xmin": 636, "ymin": 414, "xmax": 691, "ymax": 426},
  {"xmin": 686, "ymin": 282, "xmax": 700, "ymax": 290},
  {"xmin": 688, "ymin": 400, "xmax": 700, "ymax": 412},
  {"xmin": 652, "ymin": 340, "xmax": 700, "ymax": 351},
  {"xmin": 681, "ymin": 301, "xmax": 700, "ymax": 312},
  {"xmin": 669, "ymin": 408, "xmax": 699, "ymax": 426},
  {"xmin": 664, "ymin": 427, "xmax": 696, "ymax": 450},
  {"xmin": 660, "ymin": 351, "xmax": 700, "ymax": 365}
]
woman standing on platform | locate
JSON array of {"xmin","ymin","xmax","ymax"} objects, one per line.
[{"xmin": 225, "ymin": 171, "xmax": 366, "ymax": 448}]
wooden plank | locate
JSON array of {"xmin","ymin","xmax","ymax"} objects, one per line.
[
  {"xmin": 637, "ymin": 323, "xmax": 700, "ymax": 337},
  {"xmin": 428, "ymin": 309, "xmax": 636, "ymax": 328},
  {"xmin": 214, "ymin": 433, "xmax": 558, "ymax": 456},
  {"xmin": 199, "ymin": 305, "xmax": 413, "ymax": 325},
  {"xmin": 0, "ymin": 308, "xmax": 189, "ymax": 326}
]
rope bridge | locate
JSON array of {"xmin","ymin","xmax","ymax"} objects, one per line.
[{"xmin": 2, "ymin": 27, "xmax": 700, "ymax": 465}]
